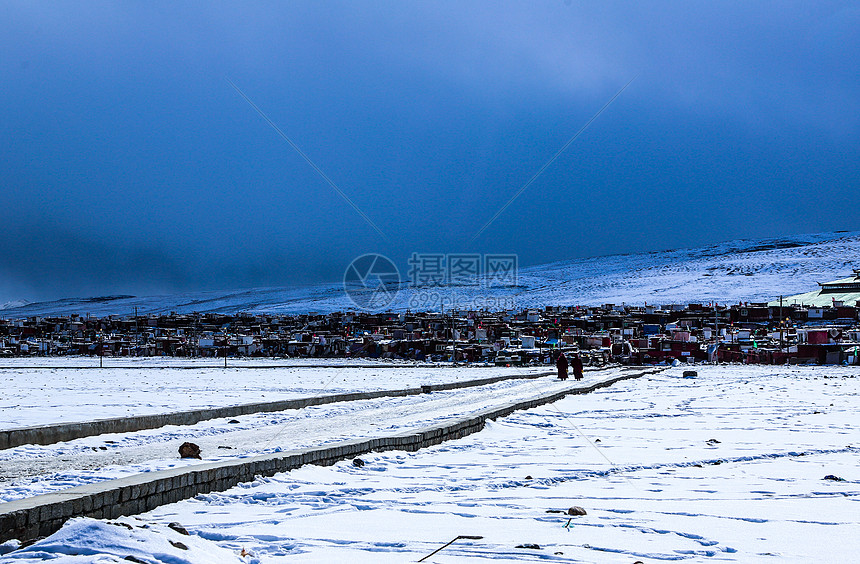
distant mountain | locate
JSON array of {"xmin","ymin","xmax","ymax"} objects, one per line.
[
  {"xmin": 3, "ymin": 231, "xmax": 860, "ymax": 317},
  {"xmin": 0, "ymin": 299, "xmax": 30, "ymax": 311}
]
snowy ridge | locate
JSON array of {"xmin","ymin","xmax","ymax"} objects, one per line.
[
  {"xmin": 0, "ymin": 300, "xmax": 29, "ymax": 311},
  {"xmin": 4, "ymin": 230, "xmax": 860, "ymax": 317},
  {"xmin": 514, "ymin": 230, "xmax": 860, "ymax": 307}
]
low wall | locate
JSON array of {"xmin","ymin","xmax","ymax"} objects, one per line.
[{"xmin": 0, "ymin": 367, "xmax": 658, "ymax": 543}]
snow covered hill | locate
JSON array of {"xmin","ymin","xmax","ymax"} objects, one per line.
[{"xmin": 4, "ymin": 231, "xmax": 860, "ymax": 317}]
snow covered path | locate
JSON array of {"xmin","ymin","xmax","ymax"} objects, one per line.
[
  {"xmin": 0, "ymin": 358, "xmax": 549, "ymax": 429},
  {"xmin": 0, "ymin": 369, "xmax": 621, "ymax": 502}
]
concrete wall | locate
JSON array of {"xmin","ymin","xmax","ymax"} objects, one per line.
[{"xmin": 0, "ymin": 367, "xmax": 656, "ymax": 543}]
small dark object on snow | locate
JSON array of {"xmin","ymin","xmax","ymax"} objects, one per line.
[
  {"xmin": 217, "ymin": 445, "xmax": 233, "ymax": 449},
  {"xmin": 634, "ymin": 561, "xmax": 645, "ymax": 564},
  {"xmin": 125, "ymin": 557, "xmax": 148, "ymax": 563},
  {"xmin": 169, "ymin": 540, "xmax": 189, "ymax": 550},
  {"xmin": 546, "ymin": 509, "xmax": 563, "ymax": 513},
  {"xmin": 706, "ymin": 438, "xmax": 721, "ymax": 445},
  {"xmin": 515, "ymin": 543, "xmax": 541, "ymax": 550},
  {"xmin": 693, "ymin": 463, "xmax": 703, "ymax": 468},
  {"xmin": 107, "ymin": 521, "xmax": 133, "ymax": 530},
  {"xmin": 554, "ymin": 552, "xmax": 564, "ymax": 555},
  {"xmin": 594, "ymin": 438, "xmax": 601, "ymax": 443},
  {"xmin": 228, "ymin": 419, "xmax": 240, "ymax": 424},
  {"xmin": 525, "ymin": 475, "xmax": 533, "ymax": 480},
  {"xmin": 99, "ymin": 446, "xmax": 108, "ymax": 450},
  {"xmin": 683, "ymin": 370, "xmax": 697, "ymax": 378},
  {"xmin": 352, "ymin": 458, "xmax": 365, "ymax": 467},
  {"xmin": 711, "ymin": 460, "xmax": 722, "ymax": 465},
  {"xmin": 178, "ymin": 442, "xmax": 201, "ymax": 459},
  {"xmin": 567, "ymin": 506, "xmax": 587, "ymax": 516},
  {"xmin": 823, "ymin": 475, "xmax": 845, "ymax": 482},
  {"xmin": 168, "ymin": 522, "xmax": 190, "ymax": 535}
]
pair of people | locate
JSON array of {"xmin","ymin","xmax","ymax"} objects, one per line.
[{"xmin": 556, "ymin": 352, "xmax": 583, "ymax": 381}]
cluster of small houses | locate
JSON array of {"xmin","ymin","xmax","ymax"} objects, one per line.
[{"xmin": 2, "ymin": 300, "xmax": 860, "ymax": 365}]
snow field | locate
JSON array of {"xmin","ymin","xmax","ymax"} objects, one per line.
[
  {"xmin": 0, "ymin": 358, "xmax": 548, "ymax": 429},
  {"xmin": 3, "ymin": 365, "xmax": 858, "ymax": 562},
  {"xmin": 139, "ymin": 365, "xmax": 858, "ymax": 562}
]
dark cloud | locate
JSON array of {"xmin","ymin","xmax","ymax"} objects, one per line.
[{"xmin": 1, "ymin": 1, "xmax": 858, "ymax": 303}]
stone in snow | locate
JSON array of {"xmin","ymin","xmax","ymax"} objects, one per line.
[{"xmin": 178, "ymin": 442, "xmax": 201, "ymax": 459}]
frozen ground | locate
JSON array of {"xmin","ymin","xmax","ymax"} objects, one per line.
[
  {"xmin": 0, "ymin": 357, "xmax": 548, "ymax": 429},
  {"xmin": 3, "ymin": 364, "xmax": 858, "ymax": 562}
]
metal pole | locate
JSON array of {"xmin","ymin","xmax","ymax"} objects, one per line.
[
  {"xmin": 779, "ymin": 295, "xmax": 784, "ymax": 352},
  {"xmin": 418, "ymin": 536, "xmax": 483, "ymax": 562},
  {"xmin": 713, "ymin": 304, "xmax": 720, "ymax": 364},
  {"xmin": 451, "ymin": 308, "xmax": 456, "ymax": 365}
]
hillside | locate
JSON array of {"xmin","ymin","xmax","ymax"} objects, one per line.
[{"xmin": 3, "ymin": 231, "xmax": 859, "ymax": 317}]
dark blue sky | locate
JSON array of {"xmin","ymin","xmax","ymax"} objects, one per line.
[{"xmin": 2, "ymin": 1, "xmax": 859, "ymax": 303}]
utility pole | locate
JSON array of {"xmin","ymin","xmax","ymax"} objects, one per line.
[
  {"xmin": 450, "ymin": 308, "xmax": 456, "ymax": 365},
  {"xmin": 714, "ymin": 303, "xmax": 719, "ymax": 343},
  {"xmin": 779, "ymin": 295, "xmax": 784, "ymax": 352},
  {"xmin": 714, "ymin": 303, "xmax": 720, "ymax": 364}
]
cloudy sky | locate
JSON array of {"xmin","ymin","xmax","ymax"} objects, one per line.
[{"xmin": 1, "ymin": 1, "xmax": 858, "ymax": 303}]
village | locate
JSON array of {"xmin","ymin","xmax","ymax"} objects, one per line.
[{"xmin": 2, "ymin": 290, "xmax": 860, "ymax": 366}]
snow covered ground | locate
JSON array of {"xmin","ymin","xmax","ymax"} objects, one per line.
[
  {"xmin": 4, "ymin": 230, "xmax": 860, "ymax": 316},
  {"xmin": 0, "ymin": 357, "xmax": 548, "ymax": 429},
  {"xmin": 3, "ymin": 364, "xmax": 858, "ymax": 562},
  {"xmin": 0, "ymin": 367, "xmax": 589, "ymax": 502}
]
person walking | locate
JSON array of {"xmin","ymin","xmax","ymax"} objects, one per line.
[
  {"xmin": 556, "ymin": 351, "xmax": 569, "ymax": 380},
  {"xmin": 571, "ymin": 353, "xmax": 584, "ymax": 380}
]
